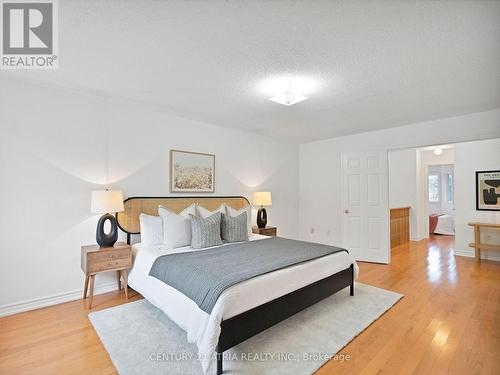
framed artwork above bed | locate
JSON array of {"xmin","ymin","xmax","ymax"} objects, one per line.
[
  {"xmin": 476, "ymin": 170, "xmax": 500, "ymax": 211},
  {"xmin": 170, "ymin": 150, "xmax": 215, "ymax": 193}
]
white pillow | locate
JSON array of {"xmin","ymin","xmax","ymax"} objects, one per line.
[
  {"xmin": 226, "ymin": 204, "xmax": 252, "ymax": 235},
  {"xmin": 158, "ymin": 203, "xmax": 197, "ymax": 248},
  {"xmin": 139, "ymin": 214, "xmax": 163, "ymax": 246},
  {"xmin": 197, "ymin": 204, "xmax": 226, "ymax": 218}
]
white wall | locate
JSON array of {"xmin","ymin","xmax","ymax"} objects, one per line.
[
  {"xmin": 0, "ymin": 78, "xmax": 299, "ymax": 315},
  {"xmin": 299, "ymin": 110, "xmax": 500, "ymax": 247},
  {"xmin": 388, "ymin": 149, "xmax": 418, "ymax": 239},
  {"xmin": 455, "ymin": 138, "xmax": 500, "ymax": 261}
]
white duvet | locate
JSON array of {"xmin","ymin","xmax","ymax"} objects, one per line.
[
  {"xmin": 127, "ymin": 235, "xmax": 358, "ymax": 373},
  {"xmin": 434, "ymin": 214, "xmax": 455, "ymax": 235}
]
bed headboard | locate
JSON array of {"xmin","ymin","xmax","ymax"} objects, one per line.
[{"xmin": 116, "ymin": 196, "xmax": 250, "ymax": 239}]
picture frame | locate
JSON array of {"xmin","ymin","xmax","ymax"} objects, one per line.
[
  {"xmin": 475, "ymin": 170, "xmax": 500, "ymax": 211},
  {"xmin": 170, "ymin": 150, "xmax": 215, "ymax": 193}
]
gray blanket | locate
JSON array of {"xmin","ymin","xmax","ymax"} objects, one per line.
[{"xmin": 149, "ymin": 237, "xmax": 348, "ymax": 314}]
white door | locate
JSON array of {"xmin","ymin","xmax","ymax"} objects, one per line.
[{"xmin": 342, "ymin": 151, "xmax": 390, "ymax": 264}]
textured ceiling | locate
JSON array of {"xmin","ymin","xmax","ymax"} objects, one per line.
[{"xmin": 2, "ymin": 0, "xmax": 500, "ymax": 142}]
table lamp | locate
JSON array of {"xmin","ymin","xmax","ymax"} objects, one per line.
[
  {"xmin": 91, "ymin": 190, "xmax": 124, "ymax": 247},
  {"xmin": 253, "ymin": 191, "xmax": 272, "ymax": 228}
]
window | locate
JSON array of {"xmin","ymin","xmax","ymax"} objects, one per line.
[
  {"xmin": 446, "ymin": 173, "xmax": 454, "ymax": 203},
  {"xmin": 428, "ymin": 174, "xmax": 439, "ymax": 202}
]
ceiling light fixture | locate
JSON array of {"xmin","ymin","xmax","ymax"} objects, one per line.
[
  {"xmin": 258, "ymin": 75, "xmax": 319, "ymax": 106},
  {"xmin": 269, "ymin": 91, "xmax": 307, "ymax": 106},
  {"xmin": 434, "ymin": 148, "xmax": 443, "ymax": 156}
]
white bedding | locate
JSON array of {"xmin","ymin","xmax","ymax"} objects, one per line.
[
  {"xmin": 128, "ymin": 235, "xmax": 358, "ymax": 373},
  {"xmin": 434, "ymin": 214, "xmax": 455, "ymax": 235}
]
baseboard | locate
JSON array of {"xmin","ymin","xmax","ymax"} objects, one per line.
[
  {"xmin": 410, "ymin": 235, "xmax": 428, "ymax": 242},
  {"xmin": 454, "ymin": 249, "xmax": 474, "ymax": 258},
  {"xmin": 0, "ymin": 282, "xmax": 117, "ymax": 318},
  {"xmin": 454, "ymin": 249, "xmax": 500, "ymax": 262}
]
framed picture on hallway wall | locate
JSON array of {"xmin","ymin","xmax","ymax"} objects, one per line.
[
  {"xmin": 476, "ymin": 170, "xmax": 500, "ymax": 211},
  {"xmin": 170, "ymin": 150, "xmax": 215, "ymax": 193}
]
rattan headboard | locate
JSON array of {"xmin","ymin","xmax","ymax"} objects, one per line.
[{"xmin": 116, "ymin": 196, "xmax": 250, "ymax": 237}]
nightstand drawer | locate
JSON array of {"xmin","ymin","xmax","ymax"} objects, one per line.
[
  {"xmin": 87, "ymin": 257, "xmax": 131, "ymax": 273},
  {"xmin": 81, "ymin": 243, "xmax": 132, "ymax": 274},
  {"xmin": 252, "ymin": 226, "xmax": 277, "ymax": 237},
  {"xmin": 260, "ymin": 228, "xmax": 276, "ymax": 236},
  {"xmin": 88, "ymin": 248, "xmax": 130, "ymax": 263},
  {"xmin": 81, "ymin": 242, "xmax": 132, "ymax": 309}
]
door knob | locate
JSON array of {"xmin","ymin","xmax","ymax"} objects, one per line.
[{"xmin": 344, "ymin": 209, "xmax": 349, "ymax": 214}]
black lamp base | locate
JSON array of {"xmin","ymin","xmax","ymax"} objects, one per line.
[
  {"xmin": 96, "ymin": 213, "xmax": 118, "ymax": 247},
  {"xmin": 256, "ymin": 207, "xmax": 267, "ymax": 229}
]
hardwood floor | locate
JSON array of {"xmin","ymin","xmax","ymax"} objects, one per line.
[
  {"xmin": 318, "ymin": 235, "xmax": 500, "ymax": 375},
  {"xmin": 1, "ymin": 235, "xmax": 498, "ymax": 374}
]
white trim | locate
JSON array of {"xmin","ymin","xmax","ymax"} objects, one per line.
[
  {"xmin": 454, "ymin": 249, "xmax": 474, "ymax": 258},
  {"xmin": 411, "ymin": 234, "xmax": 428, "ymax": 242},
  {"xmin": 0, "ymin": 282, "xmax": 117, "ymax": 317},
  {"xmin": 455, "ymin": 248, "xmax": 500, "ymax": 262}
]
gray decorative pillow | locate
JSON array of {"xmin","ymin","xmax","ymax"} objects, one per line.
[
  {"xmin": 189, "ymin": 212, "xmax": 223, "ymax": 249},
  {"xmin": 222, "ymin": 212, "xmax": 249, "ymax": 243}
]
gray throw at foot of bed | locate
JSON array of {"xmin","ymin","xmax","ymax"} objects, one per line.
[{"xmin": 149, "ymin": 237, "xmax": 348, "ymax": 314}]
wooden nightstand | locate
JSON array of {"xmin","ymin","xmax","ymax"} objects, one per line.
[
  {"xmin": 81, "ymin": 242, "xmax": 132, "ymax": 309},
  {"xmin": 252, "ymin": 226, "xmax": 277, "ymax": 237}
]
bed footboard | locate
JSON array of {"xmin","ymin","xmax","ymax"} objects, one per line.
[{"xmin": 216, "ymin": 264, "xmax": 354, "ymax": 374}]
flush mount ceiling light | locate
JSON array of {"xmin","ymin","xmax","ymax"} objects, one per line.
[
  {"xmin": 269, "ymin": 91, "xmax": 307, "ymax": 106},
  {"xmin": 434, "ymin": 147, "xmax": 443, "ymax": 155},
  {"xmin": 258, "ymin": 75, "xmax": 319, "ymax": 106}
]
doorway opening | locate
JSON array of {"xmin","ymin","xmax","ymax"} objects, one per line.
[
  {"xmin": 428, "ymin": 163, "xmax": 455, "ymax": 236},
  {"xmin": 388, "ymin": 144, "xmax": 456, "ymax": 255}
]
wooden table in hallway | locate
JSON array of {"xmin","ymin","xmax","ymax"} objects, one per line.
[{"xmin": 468, "ymin": 222, "xmax": 500, "ymax": 260}]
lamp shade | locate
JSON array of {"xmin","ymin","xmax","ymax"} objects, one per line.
[
  {"xmin": 252, "ymin": 191, "xmax": 272, "ymax": 206},
  {"xmin": 90, "ymin": 190, "xmax": 124, "ymax": 214}
]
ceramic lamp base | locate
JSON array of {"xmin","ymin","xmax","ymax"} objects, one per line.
[
  {"xmin": 256, "ymin": 207, "xmax": 267, "ymax": 228},
  {"xmin": 96, "ymin": 213, "xmax": 118, "ymax": 247}
]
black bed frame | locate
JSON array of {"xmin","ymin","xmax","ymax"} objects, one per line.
[
  {"xmin": 118, "ymin": 196, "xmax": 354, "ymax": 375},
  {"xmin": 215, "ymin": 265, "xmax": 354, "ymax": 374}
]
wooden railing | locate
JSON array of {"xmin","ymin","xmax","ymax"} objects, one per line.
[{"xmin": 390, "ymin": 207, "xmax": 410, "ymax": 248}]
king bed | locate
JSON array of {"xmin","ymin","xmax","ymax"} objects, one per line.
[{"xmin": 117, "ymin": 196, "xmax": 357, "ymax": 374}]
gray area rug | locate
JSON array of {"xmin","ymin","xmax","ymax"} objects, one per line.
[{"xmin": 89, "ymin": 283, "xmax": 402, "ymax": 375}]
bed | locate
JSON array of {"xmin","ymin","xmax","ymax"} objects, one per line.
[
  {"xmin": 430, "ymin": 214, "xmax": 455, "ymax": 235},
  {"xmin": 117, "ymin": 196, "xmax": 357, "ymax": 374}
]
